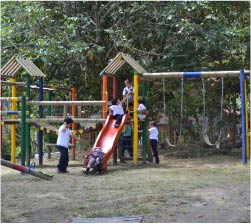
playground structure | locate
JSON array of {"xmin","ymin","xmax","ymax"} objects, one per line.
[
  {"xmin": 98, "ymin": 53, "xmax": 250, "ymax": 165},
  {"xmin": 97, "ymin": 53, "xmax": 150, "ymax": 166},
  {"xmin": 1, "ymin": 53, "xmax": 250, "ymax": 171},
  {"xmin": 142, "ymin": 70, "xmax": 250, "ymax": 165},
  {"xmin": 0, "ymin": 96, "xmax": 106, "ymax": 165},
  {"xmin": 164, "ymin": 76, "xmax": 225, "ymax": 148},
  {"xmin": 1, "ymin": 56, "xmax": 106, "ymax": 167}
]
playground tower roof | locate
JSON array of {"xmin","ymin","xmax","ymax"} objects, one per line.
[
  {"xmin": 0, "ymin": 56, "xmax": 46, "ymax": 78},
  {"xmin": 100, "ymin": 52, "xmax": 147, "ymax": 76}
]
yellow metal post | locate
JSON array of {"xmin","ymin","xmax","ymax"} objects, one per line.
[
  {"xmin": 244, "ymin": 80, "xmax": 250, "ymax": 158},
  {"xmin": 11, "ymin": 78, "xmax": 16, "ymax": 163},
  {"xmin": 133, "ymin": 74, "xmax": 139, "ymax": 165}
]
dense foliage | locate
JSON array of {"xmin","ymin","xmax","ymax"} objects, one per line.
[
  {"xmin": 1, "ymin": 1, "xmax": 250, "ymax": 146},
  {"xmin": 1, "ymin": 1, "xmax": 250, "ymax": 94}
]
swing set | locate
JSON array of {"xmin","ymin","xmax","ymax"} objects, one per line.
[
  {"xmin": 143, "ymin": 70, "xmax": 250, "ymax": 165},
  {"xmin": 165, "ymin": 76, "xmax": 224, "ymax": 148}
]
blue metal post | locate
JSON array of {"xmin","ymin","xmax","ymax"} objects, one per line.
[{"xmin": 240, "ymin": 69, "xmax": 247, "ymax": 165}]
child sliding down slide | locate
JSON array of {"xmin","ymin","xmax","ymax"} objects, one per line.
[{"xmin": 83, "ymin": 147, "xmax": 104, "ymax": 176}]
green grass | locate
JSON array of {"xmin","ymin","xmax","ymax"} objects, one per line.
[{"xmin": 1, "ymin": 152, "xmax": 250, "ymax": 223}]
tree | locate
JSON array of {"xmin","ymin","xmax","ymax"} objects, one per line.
[{"xmin": 1, "ymin": 1, "xmax": 249, "ymax": 105}]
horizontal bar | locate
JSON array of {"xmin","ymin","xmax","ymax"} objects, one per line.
[
  {"xmin": 0, "ymin": 97, "xmax": 28, "ymax": 102},
  {"xmin": 0, "ymin": 111, "xmax": 29, "ymax": 115},
  {"xmin": 0, "ymin": 98, "xmax": 108, "ymax": 105},
  {"xmin": 143, "ymin": 70, "xmax": 250, "ymax": 79},
  {"xmin": 1, "ymin": 81, "xmax": 72, "ymax": 91},
  {"xmin": 27, "ymin": 101, "xmax": 106, "ymax": 106},
  {"xmin": 1, "ymin": 81, "xmax": 26, "ymax": 87},
  {"xmin": 1, "ymin": 120, "xmax": 20, "ymax": 125},
  {"xmin": 1, "ymin": 118, "xmax": 106, "ymax": 123},
  {"xmin": 1, "ymin": 81, "xmax": 56, "ymax": 91}
]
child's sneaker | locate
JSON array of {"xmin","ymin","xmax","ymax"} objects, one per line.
[
  {"xmin": 94, "ymin": 172, "xmax": 102, "ymax": 176},
  {"xmin": 82, "ymin": 170, "xmax": 88, "ymax": 176}
]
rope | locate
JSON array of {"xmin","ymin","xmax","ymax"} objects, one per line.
[
  {"xmin": 220, "ymin": 77, "xmax": 224, "ymax": 128},
  {"xmin": 179, "ymin": 78, "xmax": 184, "ymax": 137},
  {"xmin": 202, "ymin": 78, "xmax": 207, "ymax": 134},
  {"xmin": 167, "ymin": 78, "xmax": 184, "ymax": 147},
  {"xmin": 162, "ymin": 78, "xmax": 166, "ymax": 114},
  {"xmin": 216, "ymin": 77, "xmax": 224, "ymax": 145}
]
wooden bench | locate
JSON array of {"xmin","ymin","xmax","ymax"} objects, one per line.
[{"xmin": 72, "ymin": 215, "xmax": 143, "ymax": 223}]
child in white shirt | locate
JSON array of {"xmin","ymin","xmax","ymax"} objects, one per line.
[
  {"xmin": 57, "ymin": 117, "xmax": 73, "ymax": 173},
  {"xmin": 148, "ymin": 121, "xmax": 159, "ymax": 164},
  {"xmin": 109, "ymin": 98, "xmax": 124, "ymax": 128}
]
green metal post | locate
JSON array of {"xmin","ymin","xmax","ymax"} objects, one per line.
[
  {"xmin": 21, "ymin": 96, "xmax": 26, "ymax": 166},
  {"xmin": 26, "ymin": 74, "xmax": 31, "ymax": 166},
  {"xmin": 142, "ymin": 118, "xmax": 148, "ymax": 163}
]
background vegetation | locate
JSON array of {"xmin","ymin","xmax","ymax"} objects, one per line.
[
  {"xmin": 1, "ymin": 1, "xmax": 249, "ymax": 95},
  {"xmin": 1, "ymin": 1, "xmax": 250, "ymax": 154}
]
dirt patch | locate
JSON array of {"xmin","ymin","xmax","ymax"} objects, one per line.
[{"xmin": 1, "ymin": 149, "xmax": 250, "ymax": 223}]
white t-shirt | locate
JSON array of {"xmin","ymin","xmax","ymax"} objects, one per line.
[
  {"xmin": 122, "ymin": 86, "xmax": 134, "ymax": 101},
  {"xmin": 110, "ymin": 104, "xmax": 124, "ymax": 115},
  {"xmin": 138, "ymin": 103, "xmax": 146, "ymax": 120},
  {"xmin": 56, "ymin": 124, "xmax": 72, "ymax": 148},
  {"xmin": 148, "ymin": 127, "xmax": 158, "ymax": 141}
]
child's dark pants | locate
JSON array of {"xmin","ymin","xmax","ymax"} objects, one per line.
[
  {"xmin": 121, "ymin": 136, "xmax": 133, "ymax": 157},
  {"xmin": 113, "ymin": 114, "xmax": 123, "ymax": 126},
  {"xmin": 150, "ymin": 139, "xmax": 159, "ymax": 164},
  {"xmin": 57, "ymin": 146, "xmax": 69, "ymax": 172}
]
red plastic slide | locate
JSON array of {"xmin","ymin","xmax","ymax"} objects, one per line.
[{"xmin": 83, "ymin": 114, "xmax": 129, "ymax": 170}]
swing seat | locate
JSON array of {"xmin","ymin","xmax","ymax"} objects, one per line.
[
  {"xmin": 203, "ymin": 134, "xmax": 215, "ymax": 146},
  {"xmin": 166, "ymin": 135, "xmax": 184, "ymax": 147},
  {"xmin": 166, "ymin": 137, "xmax": 176, "ymax": 147},
  {"xmin": 203, "ymin": 131, "xmax": 221, "ymax": 149}
]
